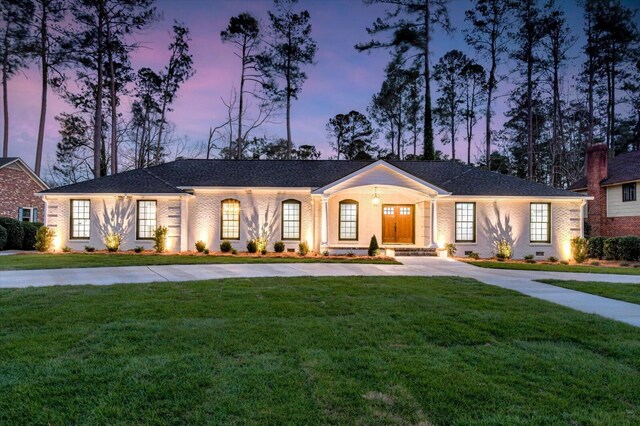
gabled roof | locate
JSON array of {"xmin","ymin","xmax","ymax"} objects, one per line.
[
  {"xmin": 40, "ymin": 159, "xmax": 585, "ymax": 198},
  {"xmin": 0, "ymin": 157, "xmax": 48, "ymax": 189},
  {"xmin": 568, "ymin": 149, "xmax": 640, "ymax": 190}
]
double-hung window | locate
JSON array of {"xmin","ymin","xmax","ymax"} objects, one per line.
[
  {"xmin": 70, "ymin": 199, "xmax": 90, "ymax": 239},
  {"xmin": 530, "ymin": 203, "xmax": 551, "ymax": 243},
  {"xmin": 339, "ymin": 200, "xmax": 358, "ymax": 241},
  {"xmin": 137, "ymin": 200, "xmax": 157, "ymax": 240},
  {"xmin": 221, "ymin": 199, "xmax": 240, "ymax": 240},
  {"xmin": 282, "ymin": 200, "xmax": 301, "ymax": 240},
  {"xmin": 622, "ymin": 183, "xmax": 636, "ymax": 202},
  {"xmin": 455, "ymin": 202, "xmax": 476, "ymax": 243}
]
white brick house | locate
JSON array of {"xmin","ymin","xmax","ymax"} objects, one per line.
[{"xmin": 39, "ymin": 159, "xmax": 590, "ymax": 259}]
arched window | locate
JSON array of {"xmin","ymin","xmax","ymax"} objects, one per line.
[
  {"xmin": 338, "ymin": 199, "xmax": 358, "ymax": 241},
  {"xmin": 220, "ymin": 199, "xmax": 240, "ymax": 240},
  {"xmin": 281, "ymin": 199, "xmax": 301, "ymax": 240}
]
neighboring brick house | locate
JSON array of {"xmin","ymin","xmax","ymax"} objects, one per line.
[
  {"xmin": 39, "ymin": 159, "xmax": 588, "ymax": 259},
  {"xmin": 569, "ymin": 145, "xmax": 640, "ymax": 237},
  {"xmin": 0, "ymin": 157, "xmax": 48, "ymax": 223}
]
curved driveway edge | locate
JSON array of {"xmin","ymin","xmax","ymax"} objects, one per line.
[{"xmin": 1, "ymin": 257, "xmax": 639, "ymax": 327}]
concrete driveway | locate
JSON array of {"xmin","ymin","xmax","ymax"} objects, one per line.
[{"xmin": 1, "ymin": 257, "xmax": 639, "ymax": 326}]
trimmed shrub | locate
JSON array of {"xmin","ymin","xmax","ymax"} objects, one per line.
[
  {"xmin": 261, "ymin": 249, "xmax": 267, "ymax": 255},
  {"xmin": 231, "ymin": 248, "xmax": 238, "ymax": 255},
  {"xmin": 494, "ymin": 238, "xmax": 512, "ymax": 260},
  {"xmin": 134, "ymin": 246, "xmax": 144, "ymax": 253},
  {"xmin": 467, "ymin": 251, "xmax": 479, "ymax": 260},
  {"xmin": 104, "ymin": 232, "xmax": 123, "ymax": 252},
  {"xmin": 220, "ymin": 240, "xmax": 232, "ymax": 253},
  {"xmin": 21, "ymin": 222, "xmax": 42, "ymax": 250},
  {"xmin": 524, "ymin": 254, "xmax": 534, "ymax": 261},
  {"xmin": 618, "ymin": 236, "xmax": 640, "ymax": 261},
  {"xmin": 298, "ymin": 241, "xmax": 309, "ymax": 256},
  {"xmin": 0, "ymin": 217, "xmax": 24, "ymax": 250},
  {"xmin": 85, "ymin": 245, "xmax": 96, "ymax": 252},
  {"xmin": 62, "ymin": 246, "xmax": 72, "ymax": 253},
  {"xmin": 34, "ymin": 226, "xmax": 55, "ymax": 252},
  {"xmin": 153, "ymin": 226, "xmax": 168, "ymax": 253},
  {"xmin": 247, "ymin": 240, "xmax": 258, "ymax": 253},
  {"xmin": 603, "ymin": 237, "xmax": 622, "ymax": 260},
  {"xmin": 0, "ymin": 225, "xmax": 7, "ymax": 250},
  {"xmin": 195, "ymin": 240, "xmax": 206, "ymax": 252},
  {"xmin": 204, "ymin": 248, "xmax": 210, "ymax": 255},
  {"xmin": 273, "ymin": 241, "xmax": 285, "ymax": 253},
  {"xmin": 588, "ymin": 236, "xmax": 606, "ymax": 259},
  {"xmin": 571, "ymin": 237, "xmax": 588, "ymax": 263},
  {"xmin": 445, "ymin": 243, "xmax": 456, "ymax": 257},
  {"xmin": 547, "ymin": 256, "xmax": 558, "ymax": 263},
  {"xmin": 368, "ymin": 235, "xmax": 380, "ymax": 256},
  {"xmin": 322, "ymin": 250, "xmax": 330, "ymax": 256}
]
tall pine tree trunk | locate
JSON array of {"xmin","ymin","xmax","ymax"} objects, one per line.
[
  {"xmin": 93, "ymin": 1, "xmax": 104, "ymax": 178},
  {"xmin": 35, "ymin": 2, "xmax": 48, "ymax": 176},
  {"xmin": 107, "ymin": 20, "xmax": 117, "ymax": 175},
  {"xmin": 526, "ymin": 57, "xmax": 533, "ymax": 181},
  {"xmin": 285, "ymin": 27, "xmax": 292, "ymax": 159},
  {"xmin": 237, "ymin": 40, "xmax": 246, "ymax": 160},
  {"xmin": 2, "ymin": 29, "xmax": 9, "ymax": 157},
  {"xmin": 422, "ymin": 3, "xmax": 434, "ymax": 160}
]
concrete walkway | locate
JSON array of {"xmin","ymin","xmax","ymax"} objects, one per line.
[{"xmin": 1, "ymin": 257, "xmax": 639, "ymax": 326}]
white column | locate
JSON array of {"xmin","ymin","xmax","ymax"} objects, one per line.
[
  {"xmin": 430, "ymin": 198, "xmax": 438, "ymax": 248},
  {"xmin": 321, "ymin": 196, "xmax": 329, "ymax": 247},
  {"xmin": 180, "ymin": 197, "xmax": 189, "ymax": 252}
]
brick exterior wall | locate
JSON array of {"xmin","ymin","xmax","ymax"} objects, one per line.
[
  {"xmin": 0, "ymin": 163, "xmax": 45, "ymax": 220},
  {"xmin": 585, "ymin": 144, "xmax": 608, "ymax": 237},
  {"xmin": 583, "ymin": 144, "xmax": 640, "ymax": 237},
  {"xmin": 601, "ymin": 216, "xmax": 640, "ymax": 237}
]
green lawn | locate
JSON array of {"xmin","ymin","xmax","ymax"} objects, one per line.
[
  {"xmin": 466, "ymin": 260, "xmax": 640, "ymax": 275},
  {"xmin": 0, "ymin": 253, "xmax": 399, "ymax": 271},
  {"xmin": 1, "ymin": 276, "xmax": 639, "ymax": 425},
  {"xmin": 540, "ymin": 279, "xmax": 640, "ymax": 305}
]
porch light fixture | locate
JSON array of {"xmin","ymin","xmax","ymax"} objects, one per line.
[{"xmin": 371, "ymin": 187, "xmax": 380, "ymax": 206}]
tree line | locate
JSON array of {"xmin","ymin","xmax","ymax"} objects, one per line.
[{"xmin": 1, "ymin": 0, "xmax": 639, "ymax": 189}]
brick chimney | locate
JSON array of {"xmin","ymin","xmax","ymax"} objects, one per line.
[{"xmin": 586, "ymin": 143, "xmax": 608, "ymax": 237}]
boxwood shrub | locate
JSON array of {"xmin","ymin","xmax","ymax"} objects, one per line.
[
  {"xmin": 603, "ymin": 237, "xmax": 622, "ymax": 260},
  {"xmin": 273, "ymin": 241, "xmax": 285, "ymax": 253},
  {"xmin": 21, "ymin": 222, "xmax": 43, "ymax": 250},
  {"xmin": 0, "ymin": 225, "xmax": 7, "ymax": 250},
  {"xmin": 587, "ymin": 236, "xmax": 606, "ymax": 259},
  {"xmin": 618, "ymin": 236, "xmax": 640, "ymax": 261},
  {"xmin": 0, "ymin": 217, "xmax": 24, "ymax": 250}
]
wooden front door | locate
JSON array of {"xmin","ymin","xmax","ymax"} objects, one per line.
[{"xmin": 382, "ymin": 205, "xmax": 414, "ymax": 244}]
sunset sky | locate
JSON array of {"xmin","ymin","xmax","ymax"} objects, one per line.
[{"xmin": 4, "ymin": 0, "xmax": 632, "ymax": 174}]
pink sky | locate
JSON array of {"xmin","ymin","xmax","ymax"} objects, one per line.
[{"xmin": 3, "ymin": 0, "xmax": 604, "ymax": 174}]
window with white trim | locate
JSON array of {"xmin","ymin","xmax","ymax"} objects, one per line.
[
  {"xmin": 221, "ymin": 199, "xmax": 240, "ymax": 240},
  {"xmin": 622, "ymin": 183, "xmax": 636, "ymax": 202},
  {"xmin": 530, "ymin": 203, "xmax": 550, "ymax": 243},
  {"xmin": 455, "ymin": 202, "xmax": 476, "ymax": 243},
  {"xmin": 20, "ymin": 207, "xmax": 33, "ymax": 222},
  {"xmin": 339, "ymin": 200, "xmax": 358, "ymax": 241},
  {"xmin": 282, "ymin": 200, "xmax": 301, "ymax": 240},
  {"xmin": 70, "ymin": 200, "xmax": 90, "ymax": 239},
  {"xmin": 137, "ymin": 200, "xmax": 157, "ymax": 240}
]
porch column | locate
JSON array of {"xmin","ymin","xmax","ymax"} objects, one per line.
[
  {"xmin": 180, "ymin": 197, "xmax": 189, "ymax": 252},
  {"xmin": 321, "ymin": 196, "xmax": 329, "ymax": 247},
  {"xmin": 430, "ymin": 198, "xmax": 438, "ymax": 248}
]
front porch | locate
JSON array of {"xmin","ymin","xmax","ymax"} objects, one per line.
[{"xmin": 310, "ymin": 161, "xmax": 452, "ymax": 254}]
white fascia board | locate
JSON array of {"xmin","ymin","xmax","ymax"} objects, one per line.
[
  {"xmin": 447, "ymin": 195, "xmax": 593, "ymax": 201},
  {"xmin": 311, "ymin": 160, "xmax": 451, "ymax": 195},
  {"xmin": 180, "ymin": 186, "xmax": 313, "ymax": 193},
  {"xmin": 39, "ymin": 193, "xmax": 192, "ymax": 199}
]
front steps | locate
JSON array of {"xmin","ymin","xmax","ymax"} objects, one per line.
[{"xmin": 391, "ymin": 247, "xmax": 437, "ymax": 257}]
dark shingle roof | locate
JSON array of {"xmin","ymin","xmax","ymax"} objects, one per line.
[
  {"xmin": 568, "ymin": 150, "xmax": 640, "ymax": 190},
  {"xmin": 39, "ymin": 168, "xmax": 186, "ymax": 194},
  {"xmin": 41, "ymin": 159, "xmax": 584, "ymax": 198},
  {"xmin": 0, "ymin": 157, "xmax": 19, "ymax": 168}
]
